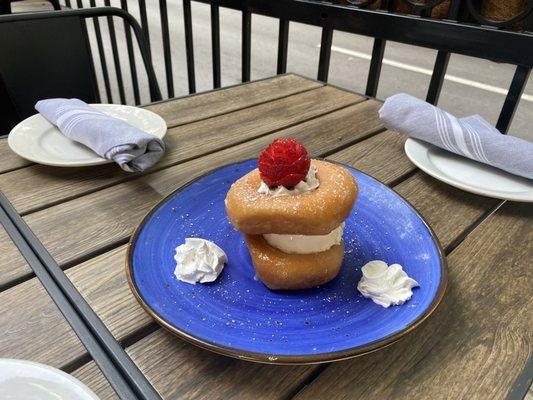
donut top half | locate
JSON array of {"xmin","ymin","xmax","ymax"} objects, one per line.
[{"xmin": 225, "ymin": 159, "xmax": 358, "ymax": 235}]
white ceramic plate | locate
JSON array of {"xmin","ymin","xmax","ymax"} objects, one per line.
[
  {"xmin": 8, "ymin": 104, "xmax": 167, "ymax": 167},
  {"xmin": 0, "ymin": 359, "xmax": 99, "ymax": 400},
  {"xmin": 405, "ymin": 138, "xmax": 533, "ymax": 202}
]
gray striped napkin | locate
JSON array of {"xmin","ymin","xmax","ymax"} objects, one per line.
[
  {"xmin": 379, "ymin": 93, "xmax": 533, "ymax": 180},
  {"xmin": 35, "ymin": 99, "xmax": 165, "ymax": 172}
]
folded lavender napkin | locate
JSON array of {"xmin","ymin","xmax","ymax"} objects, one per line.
[
  {"xmin": 35, "ymin": 99, "xmax": 165, "ymax": 172},
  {"xmin": 379, "ymin": 93, "xmax": 533, "ymax": 179}
]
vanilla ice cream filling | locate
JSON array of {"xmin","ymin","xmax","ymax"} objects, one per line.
[{"xmin": 263, "ymin": 223, "xmax": 344, "ymax": 254}]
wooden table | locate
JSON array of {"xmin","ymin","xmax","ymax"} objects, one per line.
[{"xmin": 0, "ymin": 74, "xmax": 531, "ymax": 400}]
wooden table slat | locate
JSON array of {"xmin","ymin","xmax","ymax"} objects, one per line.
[
  {"xmin": 393, "ymin": 173, "xmax": 499, "ymax": 250},
  {"xmin": 0, "ymin": 139, "xmax": 32, "ymax": 174},
  {"xmin": 0, "ymin": 223, "xmax": 32, "ymax": 290},
  {"xmin": 144, "ymin": 74, "xmax": 323, "ymax": 128},
  {"xmin": 0, "ymin": 277, "xmax": 87, "ymax": 367},
  {"xmin": 328, "ymin": 129, "xmax": 414, "ymax": 185}
]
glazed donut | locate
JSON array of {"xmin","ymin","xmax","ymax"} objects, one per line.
[
  {"xmin": 244, "ymin": 234, "xmax": 344, "ymax": 290},
  {"xmin": 225, "ymin": 160, "xmax": 357, "ymax": 235}
]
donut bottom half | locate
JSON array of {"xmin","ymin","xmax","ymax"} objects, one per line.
[{"xmin": 244, "ymin": 234, "xmax": 344, "ymax": 290}]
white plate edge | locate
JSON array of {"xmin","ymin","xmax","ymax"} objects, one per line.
[
  {"xmin": 0, "ymin": 358, "xmax": 100, "ymax": 399},
  {"xmin": 404, "ymin": 138, "xmax": 533, "ymax": 203}
]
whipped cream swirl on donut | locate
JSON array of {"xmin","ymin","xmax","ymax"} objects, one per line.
[
  {"xmin": 357, "ymin": 260, "xmax": 419, "ymax": 308},
  {"xmin": 258, "ymin": 165, "xmax": 319, "ymax": 197},
  {"xmin": 174, "ymin": 238, "xmax": 227, "ymax": 284},
  {"xmin": 264, "ymin": 223, "xmax": 344, "ymax": 254}
]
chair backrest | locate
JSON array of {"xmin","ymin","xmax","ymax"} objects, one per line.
[
  {"xmin": 0, "ymin": 15, "xmax": 98, "ymax": 128},
  {"xmin": 0, "ymin": 7, "xmax": 161, "ymax": 134}
]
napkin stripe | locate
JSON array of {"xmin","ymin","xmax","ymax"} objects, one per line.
[
  {"xmin": 464, "ymin": 122, "xmax": 490, "ymax": 163},
  {"xmin": 61, "ymin": 113, "xmax": 111, "ymax": 135},
  {"xmin": 434, "ymin": 108, "xmax": 456, "ymax": 153},
  {"xmin": 446, "ymin": 112, "xmax": 476, "ymax": 159},
  {"xmin": 57, "ymin": 109, "xmax": 105, "ymax": 125},
  {"xmin": 462, "ymin": 123, "xmax": 483, "ymax": 161},
  {"xmin": 433, "ymin": 108, "xmax": 450, "ymax": 151},
  {"xmin": 439, "ymin": 110, "xmax": 460, "ymax": 154},
  {"xmin": 63, "ymin": 114, "xmax": 110, "ymax": 134}
]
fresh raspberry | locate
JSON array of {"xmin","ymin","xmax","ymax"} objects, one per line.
[{"xmin": 258, "ymin": 138, "xmax": 311, "ymax": 188}]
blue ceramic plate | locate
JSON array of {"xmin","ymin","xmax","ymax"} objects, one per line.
[{"xmin": 127, "ymin": 160, "xmax": 447, "ymax": 364}]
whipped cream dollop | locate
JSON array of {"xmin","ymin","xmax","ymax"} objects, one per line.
[
  {"xmin": 174, "ymin": 238, "xmax": 228, "ymax": 284},
  {"xmin": 258, "ymin": 165, "xmax": 319, "ymax": 197},
  {"xmin": 264, "ymin": 223, "xmax": 344, "ymax": 254},
  {"xmin": 357, "ymin": 260, "xmax": 419, "ymax": 308}
]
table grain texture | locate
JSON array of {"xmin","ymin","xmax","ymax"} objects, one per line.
[{"xmin": 0, "ymin": 74, "xmax": 530, "ymax": 400}]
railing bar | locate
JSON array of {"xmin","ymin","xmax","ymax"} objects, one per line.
[
  {"xmin": 210, "ymin": 2, "xmax": 221, "ymax": 88},
  {"xmin": 317, "ymin": 26, "xmax": 333, "ymax": 82},
  {"xmin": 138, "ymin": 0, "xmax": 150, "ymax": 48},
  {"xmin": 426, "ymin": 51, "xmax": 450, "ymax": 105},
  {"xmin": 448, "ymin": 0, "xmax": 462, "ymax": 19},
  {"xmin": 159, "ymin": 0, "xmax": 174, "ymax": 98},
  {"xmin": 242, "ymin": 9, "xmax": 252, "ymax": 82},
  {"xmin": 277, "ymin": 18, "xmax": 289, "ymax": 75},
  {"xmin": 65, "ymin": 0, "xmax": 72, "ymax": 7},
  {"xmin": 365, "ymin": 38, "xmax": 385, "ymax": 97},
  {"xmin": 121, "ymin": 0, "xmax": 140, "ymax": 105},
  {"xmin": 89, "ymin": 0, "xmax": 113, "ymax": 103},
  {"xmin": 134, "ymin": 0, "xmax": 153, "ymax": 110},
  {"xmin": 183, "ymin": 0, "xmax": 196, "ymax": 94},
  {"xmin": 78, "ymin": 0, "xmax": 101, "ymax": 102},
  {"xmin": 426, "ymin": 0, "xmax": 461, "ymax": 105},
  {"xmin": 496, "ymin": 65, "xmax": 531, "ymax": 134},
  {"xmin": 104, "ymin": 0, "xmax": 126, "ymax": 104},
  {"xmin": 116, "ymin": 6, "xmax": 161, "ymax": 102},
  {"xmin": 364, "ymin": 0, "xmax": 391, "ymax": 97}
]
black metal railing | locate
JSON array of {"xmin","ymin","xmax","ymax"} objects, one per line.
[{"xmin": 7, "ymin": 0, "xmax": 532, "ymax": 134}]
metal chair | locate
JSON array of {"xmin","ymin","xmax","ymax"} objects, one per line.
[{"xmin": 0, "ymin": 7, "xmax": 161, "ymax": 134}]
